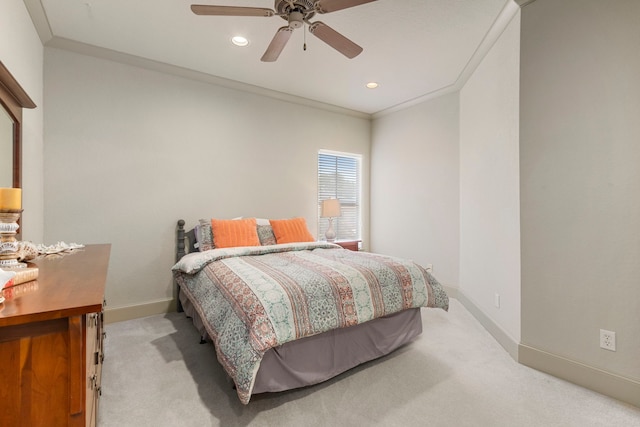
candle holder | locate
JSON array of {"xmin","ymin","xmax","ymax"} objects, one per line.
[{"xmin": 0, "ymin": 209, "xmax": 26, "ymax": 269}]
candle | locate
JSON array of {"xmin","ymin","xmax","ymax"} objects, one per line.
[{"xmin": 0, "ymin": 187, "xmax": 21, "ymax": 210}]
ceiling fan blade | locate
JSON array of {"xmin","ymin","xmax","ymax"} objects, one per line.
[
  {"xmin": 308, "ymin": 22, "xmax": 363, "ymax": 59},
  {"xmin": 261, "ymin": 26, "xmax": 294, "ymax": 62},
  {"xmin": 191, "ymin": 5, "xmax": 274, "ymax": 17},
  {"xmin": 314, "ymin": 0, "xmax": 377, "ymax": 14}
]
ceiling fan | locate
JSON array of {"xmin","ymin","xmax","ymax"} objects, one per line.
[{"xmin": 191, "ymin": 0, "xmax": 377, "ymax": 62}]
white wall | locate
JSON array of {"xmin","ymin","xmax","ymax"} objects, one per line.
[
  {"xmin": 43, "ymin": 48, "xmax": 370, "ymax": 311},
  {"xmin": 520, "ymin": 0, "xmax": 640, "ymax": 385},
  {"xmin": 370, "ymin": 92, "xmax": 459, "ymax": 287},
  {"xmin": 0, "ymin": 0, "xmax": 44, "ymax": 242},
  {"xmin": 459, "ymin": 12, "xmax": 521, "ymax": 342}
]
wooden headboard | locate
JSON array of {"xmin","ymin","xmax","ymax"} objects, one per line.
[
  {"xmin": 175, "ymin": 219, "xmax": 197, "ymax": 313},
  {"xmin": 176, "ymin": 219, "xmax": 197, "ymax": 262}
]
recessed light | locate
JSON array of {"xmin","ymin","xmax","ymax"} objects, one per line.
[
  {"xmin": 366, "ymin": 82, "xmax": 379, "ymax": 89},
  {"xmin": 231, "ymin": 36, "xmax": 249, "ymax": 47}
]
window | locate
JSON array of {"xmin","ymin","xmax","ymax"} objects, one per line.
[{"xmin": 318, "ymin": 151, "xmax": 361, "ymax": 241}]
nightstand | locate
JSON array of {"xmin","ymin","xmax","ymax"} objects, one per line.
[{"xmin": 334, "ymin": 240, "xmax": 361, "ymax": 251}]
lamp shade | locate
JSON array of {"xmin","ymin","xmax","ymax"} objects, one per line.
[{"xmin": 321, "ymin": 199, "xmax": 341, "ymax": 218}]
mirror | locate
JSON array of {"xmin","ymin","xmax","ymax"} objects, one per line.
[{"xmin": 0, "ymin": 61, "xmax": 36, "ymax": 238}]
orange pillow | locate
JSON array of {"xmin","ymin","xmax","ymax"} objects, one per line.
[
  {"xmin": 211, "ymin": 218, "xmax": 260, "ymax": 248},
  {"xmin": 269, "ymin": 217, "xmax": 315, "ymax": 244}
]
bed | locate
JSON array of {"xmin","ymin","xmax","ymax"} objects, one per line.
[{"xmin": 173, "ymin": 218, "xmax": 449, "ymax": 404}]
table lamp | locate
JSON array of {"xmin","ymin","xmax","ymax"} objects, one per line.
[{"xmin": 321, "ymin": 199, "xmax": 341, "ymax": 242}]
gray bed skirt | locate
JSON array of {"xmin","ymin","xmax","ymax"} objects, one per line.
[{"xmin": 180, "ymin": 290, "xmax": 423, "ymax": 394}]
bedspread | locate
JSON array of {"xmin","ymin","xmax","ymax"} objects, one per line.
[{"xmin": 173, "ymin": 242, "xmax": 449, "ymax": 404}]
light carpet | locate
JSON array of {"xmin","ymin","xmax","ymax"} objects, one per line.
[{"xmin": 98, "ymin": 299, "xmax": 640, "ymax": 426}]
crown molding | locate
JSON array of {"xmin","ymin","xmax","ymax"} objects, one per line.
[
  {"xmin": 514, "ymin": 0, "xmax": 537, "ymax": 7},
  {"xmin": 372, "ymin": 0, "xmax": 525, "ymax": 119},
  {"xmin": 26, "ymin": 0, "xmax": 534, "ymax": 121},
  {"xmin": 45, "ymin": 36, "xmax": 371, "ymax": 120},
  {"xmin": 23, "ymin": 0, "xmax": 54, "ymax": 44}
]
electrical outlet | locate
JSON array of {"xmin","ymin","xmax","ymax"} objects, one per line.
[
  {"xmin": 600, "ymin": 329, "xmax": 616, "ymax": 351},
  {"xmin": 494, "ymin": 293, "xmax": 500, "ymax": 308}
]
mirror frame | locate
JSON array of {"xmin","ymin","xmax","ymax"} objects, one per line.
[
  {"xmin": 0, "ymin": 61, "xmax": 36, "ymax": 190},
  {"xmin": 0, "ymin": 61, "xmax": 36, "ymax": 239}
]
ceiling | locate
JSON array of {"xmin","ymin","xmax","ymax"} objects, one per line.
[{"xmin": 25, "ymin": 0, "xmax": 521, "ymax": 116}]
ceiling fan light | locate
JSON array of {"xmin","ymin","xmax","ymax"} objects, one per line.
[
  {"xmin": 288, "ymin": 11, "xmax": 304, "ymax": 29},
  {"xmin": 231, "ymin": 36, "xmax": 249, "ymax": 47},
  {"xmin": 366, "ymin": 82, "xmax": 379, "ymax": 89}
]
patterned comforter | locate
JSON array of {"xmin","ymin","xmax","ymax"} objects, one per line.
[{"xmin": 172, "ymin": 242, "xmax": 449, "ymax": 404}]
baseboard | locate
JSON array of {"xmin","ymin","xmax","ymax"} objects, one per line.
[
  {"xmin": 453, "ymin": 289, "xmax": 639, "ymax": 408},
  {"xmin": 519, "ymin": 344, "xmax": 640, "ymax": 408},
  {"xmin": 454, "ymin": 290, "xmax": 520, "ymax": 360},
  {"xmin": 442, "ymin": 285, "xmax": 458, "ymax": 299},
  {"xmin": 104, "ymin": 298, "xmax": 176, "ymax": 324}
]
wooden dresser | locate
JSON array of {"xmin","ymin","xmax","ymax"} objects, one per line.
[{"xmin": 0, "ymin": 244, "xmax": 110, "ymax": 427}]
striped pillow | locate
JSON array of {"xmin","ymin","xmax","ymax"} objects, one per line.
[
  {"xmin": 210, "ymin": 218, "xmax": 260, "ymax": 248},
  {"xmin": 269, "ymin": 217, "xmax": 315, "ymax": 244},
  {"xmin": 257, "ymin": 225, "xmax": 277, "ymax": 246},
  {"xmin": 196, "ymin": 219, "xmax": 214, "ymax": 251}
]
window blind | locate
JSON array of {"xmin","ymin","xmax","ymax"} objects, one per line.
[{"xmin": 318, "ymin": 152, "xmax": 361, "ymax": 241}]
